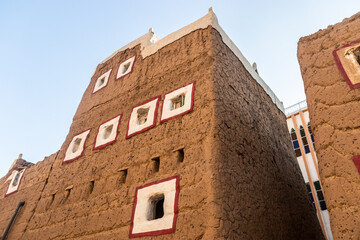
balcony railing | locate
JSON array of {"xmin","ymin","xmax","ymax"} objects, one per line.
[{"xmin": 285, "ymin": 100, "xmax": 307, "ymax": 116}]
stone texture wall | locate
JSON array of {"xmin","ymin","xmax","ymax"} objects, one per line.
[
  {"xmin": 1, "ymin": 26, "xmax": 324, "ymax": 239},
  {"xmin": 211, "ymin": 30, "xmax": 324, "ymax": 239},
  {"xmin": 298, "ymin": 12, "xmax": 360, "ymax": 239}
]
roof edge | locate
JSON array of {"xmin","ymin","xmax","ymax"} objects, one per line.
[{"xmin": 99, "ymin": 8, "xmax": 285, "ymax": 112}]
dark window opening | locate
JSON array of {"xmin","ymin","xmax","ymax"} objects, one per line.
[
  {"xmin": 353, "ymin": 46, "xmax": 360, "ymax": 65},
  {"xmin": 317, "ymin": 190, "xmax": 324, "ymax": 201},
  {"xmin": 291, "ymin": 132, "xmax": 297, "ymax": 141},
  {"xmin": 50, "ymin": 193, "xmax": 55, "ymax": 205},
  {"xmin": 147, "ymin": 194, "xmax": 165, "ymax": 220},
  {"xmin": 152, "ymin": 157, "xmax": 160, "ymax": 172},
  {"xmin": 299, "ymin": 126, "xmax": 305, "ymax": 137},
  {"xmin": 119, "ymin": 169, "xmax": 128, "ymax": 184},
  {"xmin": 304, "ymin": 145, "xmax": 310, "ymax": 154},
  {"xmin": 292, "ymin": 140, "xmax": 299, "ymax": 149},
  {"xmin": 103, "ymin": 125, "xmax": 113, "ymax": 139},
  {"xmin": 177, "ymin": 148, "xmax": 184, "ymax": 163},
  {"xmin": 295, "ymin": 148, "xmax": 302, "ymax": 157},
  {"xmin": 314, "ymin": 181, "xmax": 321, "ymax": 191},
  {"xmin": 302, "ymin": 136, "xmax": 308, "ymax": 145},
  {"xmin": 171, "ymin": 94, "xmax": 185, "ymax": 110},
  {"xmin": 12, "ymin": 172, "xmax": 21, "ymax": 187},
  {"xmin": 137, "ymin": 108, "xmax": 149, "ymax": 125},
  {"xmin": 319, "ymin": 200, "xmax": 327, "ymax": 210},
  {"xmin": 72, "ymin": 138, "xmax": 82, "ymax": 153},
  {"xmin": 98, "ymin": 77, "xmax": 105, "ymax": 87},
  {"xmin": 89, "ymin": 181, "xmax": 95, "ymax": 194},
  {"xmin": 122, "ymin": 62, "xmax": 131, "ymax": 74},
  {"xmin": 65, "ymin": 189, "xmax": 71, "ymax": 199}
]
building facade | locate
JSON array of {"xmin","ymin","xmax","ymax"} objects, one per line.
[
  {"xmin": 298, "ymin": 12, "xmax": 360, "ymax": 239},
  {"xmin": 286, "ymin": 100, "xmax": 333, "ymax": 240},
  {"xmin": 0, "ymin": 9, "xmax": 324, "ymax": 239}
]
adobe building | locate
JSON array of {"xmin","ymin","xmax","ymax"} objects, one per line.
[
  {"xmin": 1, "ymin": 9, "xmax": 324, "ymax": 239},
  {"xmin": 297, "ymin": 12, "xmax": 360, "ymax": 239}
]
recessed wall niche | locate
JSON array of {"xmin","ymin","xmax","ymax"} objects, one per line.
[
  {"xmin": 92, "ymin": 69, "xmax": 112, "ymax": 93},
  {"xmin": 129, "ymin": 175, "xmax": 180, "ymax": 238},
  {"xmin": 161, "ymin": 82, "xmax": 195, "ymax": 122},
  {"xmin": 93, "ymin": 114, "xmax": 122, "ymax": 150},
  {"xmin": 126, "ymin": 96, "xmax": 160, "ymax": 138},
  {"xmin": 63, "ymin": 129, "xmax": 91, "ymax": 164},
  {"xmin": 116, "ymin": 56, "xmax": 136, "ymax": 80}
]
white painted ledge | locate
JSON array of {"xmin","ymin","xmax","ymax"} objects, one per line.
[{"xmin": 98, "ymin": 8, "xmax": 284, "ymax": 113}]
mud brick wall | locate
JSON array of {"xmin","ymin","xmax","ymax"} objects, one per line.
[
  {"xmin": 211, "ymin": 30, "xmax": 324, "ymax": 239},
  {"xmin": 298, "ymin": 12, "xmax": 360, "ymax": 239},
  {"xmin": 1, "ymin": 26, "xmax": 325, "ymax": 239},
  {"xmin": 17, "ymin": 27, "xmax": 218, "ymax": 240},
  {"xmin": 0, "ymin": 154, "xmax": 55, "ymax": 239}
]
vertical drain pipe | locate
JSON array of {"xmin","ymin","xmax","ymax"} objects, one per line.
[{"xmin": 1, "ymin": 201, "xmax": 25, "ymax": 240}]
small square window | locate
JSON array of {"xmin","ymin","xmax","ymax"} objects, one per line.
[
  {"xmin": 291, "ymin": 132, "xmax": 297, "ymax": 141},
  {"xmin": 304, "ymin": 145, "xmax": 310, "ymax": 154},
  {"xmin": 147, "ymin": 194, "xmax": 165, "ymax": 220},
  {"xmin": 137, "ymin": 108, "xmax": 149, "ymax": 125},
  {"xmin": 292, "ymin": 140, "xmax": 299, "ymax": 149},
  {"xmin": 314, "ymin": 181, "xmax": 321, "ymax": 191},
  {"xmin": 309, "ymin": 193, "xmax": 314, "ymax": 203},
  {"xmin": 302, "ymin": 136, "xmax": 308, "ymax": 145},
  {"xmin": 63, "ymin": 129, "xmax": 91, "ymax": 164},
  {"xmin": 317, "ymin": 190, "xmax": 324, "ymax": 201},
  {"xmin": 93, "ymin": 69, "xmax": 112, "ymax": 93},
  {"xmin": 295, "ymin": 149, "xmax": 302, "ymax": 157},
  {"xmin": 5, "ymin": 169, "xmax": 26, "ymax": 197},
  {"xmin": 319, "ymin": 200, "xmax": 327, "ymax": 210},
  {"xmin": 93, "ymin": 115, "xmax": 121, "ymax": 150},
  {"xmin": 126, "ymin": 96, "xmax": 160, "ymax": 138},
  {"xmin": 333, "ymin": 39, "xmax": 360, "ymax": 89},
  {"xmin": 171, "ymin": 94, "xmax": 185, "ymax": 110},
  {"xmin": 116, "ymin": 56, "xmax": 135, "ymax": 80},
  {"xmin": 160, "ymin": 82, "xmax": 195, "ymax": 123},
  {"xmin": 129, "ymin": 176, "xmax": 180, "ymax": 238}
]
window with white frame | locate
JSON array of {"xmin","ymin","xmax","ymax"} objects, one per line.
[
  {"xmin": 63, "ymin": 129, "xmax": 91, "ymax": 164},
  {"xmin": 160, "ymin": 82, "xmax": 195, "ymax": 123},
  {"xmin": 126, "ymin": 96, "xmax": 160, "ymax": 138},
  {"xmin": 93, "ymin": 69, "xmax": 112, "ymax": 93},
  {"xmin": 5, "ymin": 169, "xmax": 26, "ymax": 197},
  {"xmin": 129, "ymin": 176, "xmax": 180, "ymax": 238},
  {"xmin": 93, "ymin": 114, "xmax": 121, "ymax": 150},
  {"xmin": 116, "ymin": 56, "xmax": 136, "ymax": 80}
]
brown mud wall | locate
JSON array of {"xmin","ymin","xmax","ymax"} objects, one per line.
[
  {"xmin": 212, "ymin": 30, "xmax": 324, "ymax": 239},
  {"xmin": 298, "ymin": 12, "xmax": 360, "ymax": 239},
  {"xmin": 1, "ymin": 27, "xmax": 217, "ymax": 240}
]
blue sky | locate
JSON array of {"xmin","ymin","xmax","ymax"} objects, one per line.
[{"xmin": 1, "ymin": 0, "xmax": 359, "ymax": 177}]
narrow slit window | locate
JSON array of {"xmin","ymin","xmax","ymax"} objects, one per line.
[
  {"xmin": 89, "ymin": 181, "xmax": 95, "ymax": 194},
  {"xmin": 12, "ymin": 172, "xmax": 21, "ymax": 187},
  {"xmin": 177, "ymin": 148, "xmax": 184, "ymax": 163},
  {"xmin": 171, "ymin": 94, "xmax": 185, "ymax": 110},
  {"xmin": 147, "ymin": 194, "xmax": 165, "ymax": 220},
  {"xmin": 119, "ymin": 169, "xmax": 128, "ymax": 184},
  {"xmin": 152, "ymin": 157, "xmax": 160, "ymax": 172},
  {"xmin": 65, "ymin": 189, "xmax": 71, "ymax": 199}
]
